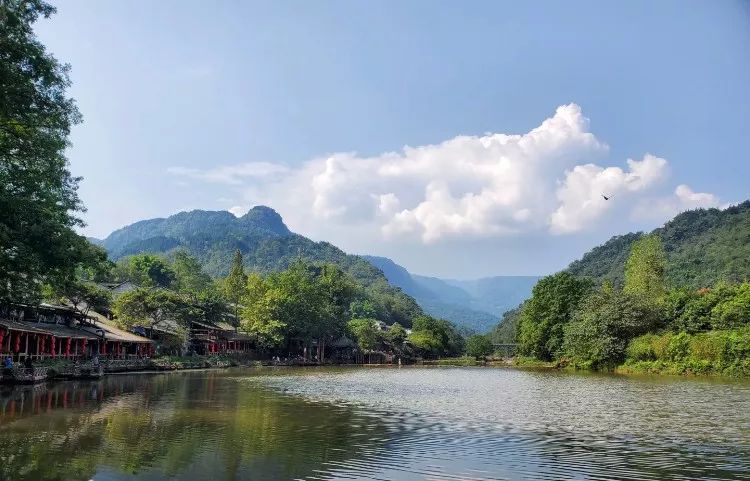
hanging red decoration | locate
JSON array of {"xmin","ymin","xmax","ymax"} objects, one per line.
[
  {"xmin": 14, "ymin": 332, "xmax": 21, "ymax": 353},
  {"xmin": 50, "ymin": 337, "xmax": 56, "ymax": 358}
]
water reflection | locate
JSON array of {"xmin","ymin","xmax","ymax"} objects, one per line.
[
  {"xmin": 0, "ymin": 370, "xmax": 390, "ymax": 481},
  {"xmin": 0, "ymin": 367, "xmax": 749, "ymax": 480}
]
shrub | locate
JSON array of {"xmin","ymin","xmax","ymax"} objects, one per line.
[
  {"xmin": 666, "ymin": 332, "xmax": 691, "ymax": 361},
  {"xmin": 626, "ymin": 334, "xmax": 658, "ymax": 361}
]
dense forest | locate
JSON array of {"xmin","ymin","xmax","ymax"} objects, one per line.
[
  {"xmin": 567, "ymin": 201, "xmax": 750, "ymax": 287},
  {"xmin": 507, "ymin": 226, "xmax": 750, "ymax": 376},
  {"xmin": 95, "ymin": 207, "xmax": 423, "ymax": 327}
]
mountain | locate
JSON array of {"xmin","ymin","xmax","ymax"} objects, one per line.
[
  {"xmin": 567, "ymin": 201, "xmax": 750, "ymax": 287},
  {"xmin": 361, "ymin": 255, "xmax": 539, "ymax": 333},
  {"xmin": 100, "ymin": 206, "xmax": 422, "ymax": 326}
]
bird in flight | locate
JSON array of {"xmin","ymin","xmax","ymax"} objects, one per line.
[{"xmin": 602, "ymin": 194, "xmax": 612, "ymax": 201}]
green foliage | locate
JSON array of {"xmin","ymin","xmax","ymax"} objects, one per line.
[
  {"xmin": 172, "ymin": 250, "xmax": 212, "ymax": 296},
  {"xmin": 408, "ymin": 315, "xmax": 464, "ymax": 358},
  {"xmin": 347, "ymin": 318, "xmax": 382, "ymax": 351},
  {"xmin": 58, "ymin": 280, "xmax": 112, "ymax": 316},
  {"xmin": 240, "ymin": 261, "xmax": 356, "ymax": 349},
  {"xmin": 0, "ymin": 0, "xmax": 102, "ymax": 303},
  {"xmin": 489, "ymin": 304, "xmax": 524, "ymax": 344},
  {"xmin": 562, "ymin": 286, "xmax": 660, "ymax": 369},
  {"xmin": 118, "ymin": 254, "xmax": 176, "ymax": 288},
  {"xmin": 465, "ymin": 334, "xmax": 493, "ymax": 359},
  {"xmin": 666, "ymin": 283, "xmax": 750, "ymax": 333},
  {"xmin": 517, "ymin": 272, "xmax": 593, "ymax": 361},
  {"xmin": 98, "ymin": 208, "xmax": 424, "ymax": 326},
  {"xmin": 623, "ymin": 328, "xmax": 750, "ymax": 376},
  {"xmin": 624, "ymin": 234, "xmax": 666, "ymax": 304},
  {"xmin": 710, "ymin": 283, "xmax": 750, "ymax": 329},
  {"xmin": 567, "ymin": 202, "xmax": 750, "ymax": 288},
  {"xmin": 385, "ymin": 322, "xmax": 407, "ymax": 346},
  {"xmin": 349, "ymin": 299, "xmax": 377, "ymax": 318},
  {"xmin": 113, "ymin": 288, "xmax": 192, "ymax": 338}
]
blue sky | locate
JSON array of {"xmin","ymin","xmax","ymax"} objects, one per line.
[{"xmin": 36, "ymin": 0, "xmax": 750, "ymax": 278}]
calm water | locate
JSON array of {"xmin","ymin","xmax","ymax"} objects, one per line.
[{"xmin": 0, "ymin": 367, "xmax": 749, "ymax": 481}]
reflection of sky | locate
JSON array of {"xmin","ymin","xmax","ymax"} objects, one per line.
[
  {"xmin": 2, "ymin": 368, "xmax": 750, "ymax": 480},
  {"xmin": 255, "ymin": 367, "xmax": 750, "ymax": 480}
]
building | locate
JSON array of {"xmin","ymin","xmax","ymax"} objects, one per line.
[{"xmin": 0, "ymin": 303, "xmax": 153, "ymax": 361}]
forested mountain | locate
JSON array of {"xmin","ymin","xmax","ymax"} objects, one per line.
[
  {"xmin": 362, "ymin": 256, "xmax": 538, "ymax": 332},
  {"xmin": 100, "ymin": 207, "xmax": 422, "ymax": 326},
  {"xmin": 567, "ymin": 201, "xmax": 750, "ymax": 287}
]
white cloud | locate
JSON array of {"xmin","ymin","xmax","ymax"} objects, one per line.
[
  {"xmin": 170, "ymin": 104, "xmax": 717, "ymax": 245},
  {"xmin": 632, "ymin": 184, "xmax": 721, "ymax": 221},
  {"xmin": 228, "ymin": 205, "xmax": 249, "ymax": 217},
  {"xmin": 549, "ymin": 154, "xmax": 668, "ymax": 234},
  {"xmin": 167, "ymin": 162, "xmax": 289, "ymax": 185}
]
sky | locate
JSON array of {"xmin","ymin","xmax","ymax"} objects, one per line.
[{"xmin": 35, "ymin": 0, "xmax": 750, "ymax": 279}]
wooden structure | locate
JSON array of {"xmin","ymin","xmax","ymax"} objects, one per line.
[
  {"xmin": 191, "ymin": 320, "xmax": 254, "ymax": 355},
  {"xmin": 0, "ymin": 303, "xmax": 154, "ymax": 363}
]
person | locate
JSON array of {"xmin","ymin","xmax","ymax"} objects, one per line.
[
  {"xmin": 3, "ymin": 356, "xmax": 13, "ymax": 369},
  {"xmin": 92, "ymin": 353, "xmax": 100, "ymax": 368},
  {"xmin": 23, "ymin": 357, "xmax": 33, "ymax": 370}
]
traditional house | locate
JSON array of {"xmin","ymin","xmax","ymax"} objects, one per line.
[{"xmin": 0, "ymin": 303, "xmax": 153, "ymax": 361}]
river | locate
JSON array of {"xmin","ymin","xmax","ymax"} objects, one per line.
[{"xmin": 0, "ymin": 366, "xmax": 748, "ymax": 480}]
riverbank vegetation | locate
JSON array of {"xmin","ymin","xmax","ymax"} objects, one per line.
[{"xmin": 510, "ymin": 233, "xmax": 750, "ymax": 376}]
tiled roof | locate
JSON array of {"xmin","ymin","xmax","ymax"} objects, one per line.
[{"xmin": 0, "ymin": 319, "xmax": 99, "ymax": 339}]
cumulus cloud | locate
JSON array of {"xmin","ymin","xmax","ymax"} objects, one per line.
[
  {"xmin": 549, "ymin": 154, "xmax": 668, "ymax": 234},
  {"xmin": 169, "ymin": 104, "xmax": 717, "ymax": 244},
  {"xmin": 167, "ymin": 162, "xmax": 289, "ymax": 185},
  {"xmin": 632, "ymin": 184, "xmax": 722, "ymax": 221}
]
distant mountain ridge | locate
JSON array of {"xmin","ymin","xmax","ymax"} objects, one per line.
[
  {"xmin": 567, "ymin": 201, "xmax": 750, "ymax": 287},
  {"xmin": 362, "ymin": 255, "xmax": 539, "ymax": 333},
  {"xmin": 99, "ymin": 206, "xmax": 422, "ymax": 326}
]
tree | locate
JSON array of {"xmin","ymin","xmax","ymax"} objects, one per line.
[
  {"xmin": 624, "ymin": 234, "xmax": 666, "ymax": 304},
  {"xmin": 222, "ymin": 250, "xmax": 248, "ymax": 324},
  {"xmin": 408, "ymin": 330, "xmax": 442, "ymax": 358},
  {"xmin": 385, "ymin": 322, "xmax": 407, "ymax": 347},
  {"xmin": 710, "ymin": 283, "xmax": 750, "ymax": 330},
  {"xmin": 172, "ymin": 250, "xmax": 212, "ymax": 296},
  {"xmin": 114, "ymin": 288, "xmax": 191, "ymax": 340},
  {"xmin": 465, "ymin": 335, "xmax": 494, "ymax": 360},
  {"xmin": 121, "ymin": 254, "xmax": 176, "ymax": 288},
  {"xmin": 490, "ymin": 304, "xmax": 524, "ymax": 344},
  {"xmin": 349, "ymin": 299, "xmax": 377, "ymax": 319},
  {"xmin": 0, "ymin": 1, "xmax": 98, "ymax": 303},
  {"xmin": 59, "ymin": 280, "xmax": 112, "ymax": 317},
  {"xmin": 563, "ymin": 286, "xmax": 660, "ymax": 369},
  {"xmin": 348, "ymin": 318, "xmax": 382, "ymax": 351},
  {"xmin": 409, "ymin": 315, "xmax": 464, "ymax": 358},
  {"xmin": 516, "ymin": 272, "xmax": 593, "ymax": 361}
]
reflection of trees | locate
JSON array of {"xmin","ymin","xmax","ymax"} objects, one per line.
[{"xmin": 0, "ymin": 371, "xmax": 391, "ymax": 480}]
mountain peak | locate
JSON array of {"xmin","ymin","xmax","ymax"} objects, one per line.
[{"xmin": 238, "ymin": 205, "xmax": 290, "ymax": 235}]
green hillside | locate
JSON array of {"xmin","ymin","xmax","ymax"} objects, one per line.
[
  {"xmin": 567, "ymin": 201, "xmax": 750, "ymax": 288},
  {"xmin": 100, "ymin": 207, "xmax": 422, "ymax": 326}
]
